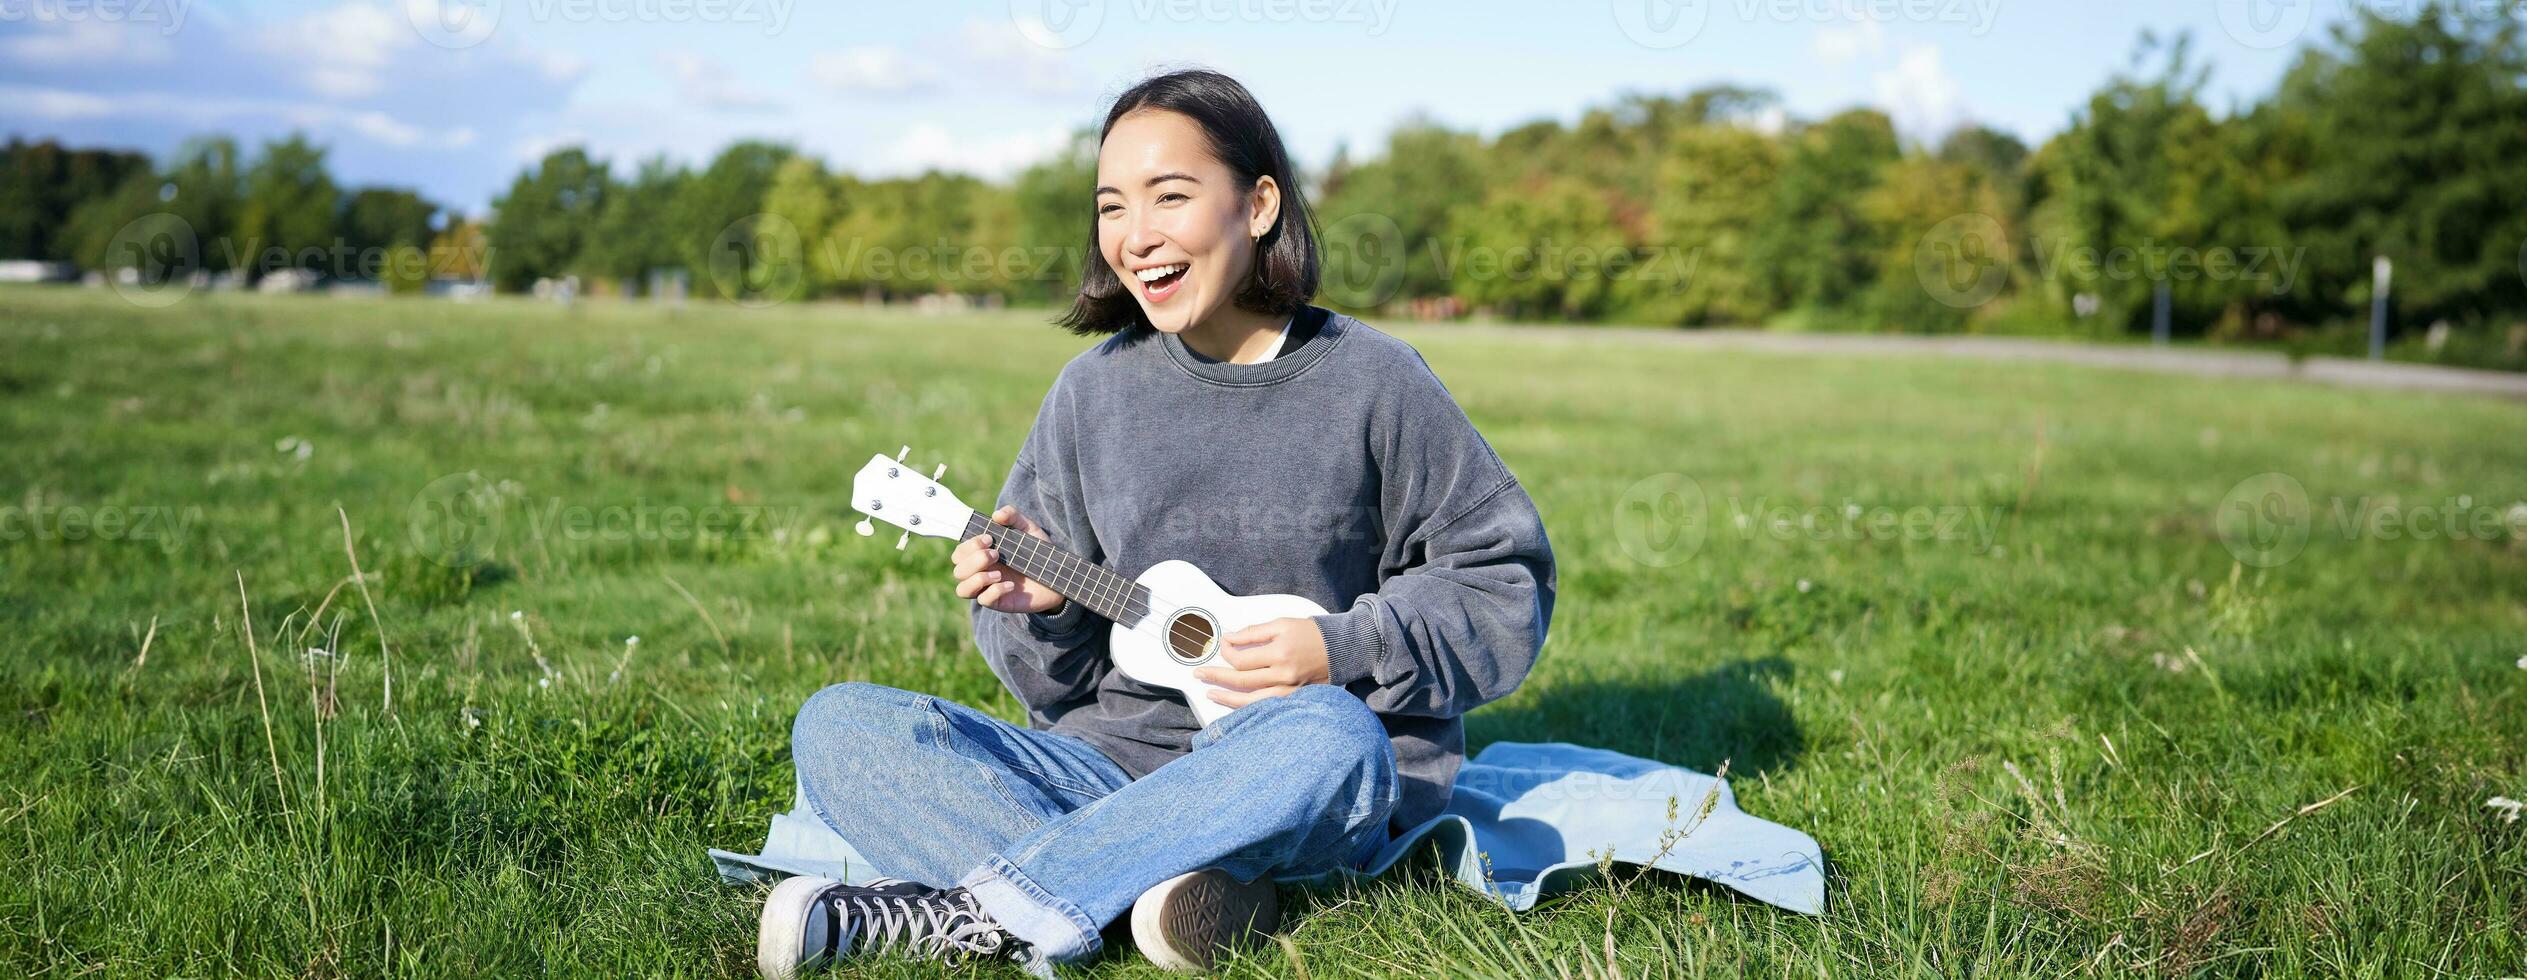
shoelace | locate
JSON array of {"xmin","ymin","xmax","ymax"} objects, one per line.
[{"xmin": 832, "ymin": 888, "xmax": 1013, "ymax": 961}]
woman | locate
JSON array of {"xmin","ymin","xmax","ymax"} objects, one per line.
[{"xmin": 760, "ymin": 69, "xmax": 1555, "ymax": 977}]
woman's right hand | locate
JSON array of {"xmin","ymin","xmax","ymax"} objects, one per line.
[{"xmin": 952, "ymin": 505, "xmax": 1067, "ymax": 615}]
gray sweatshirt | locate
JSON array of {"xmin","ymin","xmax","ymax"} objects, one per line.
[{"xmin": 971, "ymin": 307, "xmax": 1556, "ymax": 834}]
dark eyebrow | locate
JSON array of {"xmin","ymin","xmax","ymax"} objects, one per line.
[{"xmin": 1094, "ymin": 172, "xmax": 1202, "ymax": 196}]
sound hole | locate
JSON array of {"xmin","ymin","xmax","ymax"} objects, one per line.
[{"xmin": 1166, "ymin": 610, "xmax": 1217, "ymax": 665}]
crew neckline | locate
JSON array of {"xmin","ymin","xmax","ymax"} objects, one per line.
[{"xmin": 1158, "ymin": 306, "xmax": 1340, "ymax": 387}]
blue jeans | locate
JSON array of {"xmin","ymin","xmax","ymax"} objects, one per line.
[{"xmin": 790, "ymin": 682, "xmax": 1399, "ymax": 964}]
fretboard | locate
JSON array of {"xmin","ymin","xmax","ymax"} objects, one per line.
[{"xmin": 963, "ymin": 511, "xmax": 1150, "ymax": 626}]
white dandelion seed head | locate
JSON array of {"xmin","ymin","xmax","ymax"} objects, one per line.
[
  {"xmin": 537, "ymin": 676, "xmax": 550, "ymax": 689},
  {"xmin": 1796, "ymin": 579, "xmax": 1812, "ymax": 593},
  {"xmin": 624, "ymin": 635, "xmax": 640, "ymax": 647},
  {"xmin": 510, "ymin": 610, "xmax": 523, "ymax": 621}
]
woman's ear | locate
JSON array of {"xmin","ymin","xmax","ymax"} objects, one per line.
[{"xmin": 1247, "ymin": 175, "xmax": 1282, "ymax": 240}]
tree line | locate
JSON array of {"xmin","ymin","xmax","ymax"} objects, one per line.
[{"xmin": 6, "ymin": 5, "xmax": 2519, "ymax": 365}]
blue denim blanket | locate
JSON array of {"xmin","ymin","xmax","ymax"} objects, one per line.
[{"xmin": 710, "ymin": 740, "xmax": 1825, "ymax": 915}]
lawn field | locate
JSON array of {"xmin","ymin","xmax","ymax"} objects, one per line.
[{"xmin": 3, "ymin": 286, "xmax": 2523, "ymax": 978}]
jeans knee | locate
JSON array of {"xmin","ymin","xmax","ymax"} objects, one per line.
[
  {"xmin": 793, "ymin": 681, "xmax": 921, "ymax": 751},
  {"xmin": 1259, "ymin": 686, "xmax": 1393, "ymax": 780}
]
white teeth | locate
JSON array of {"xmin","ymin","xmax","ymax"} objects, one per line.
[{"xmin": 1134, "ymin": 264, "xmax": 1186, "ymax": 283}]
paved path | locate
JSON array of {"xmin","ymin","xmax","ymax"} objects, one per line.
[{"xmin": 1405, "ymin": 323, "xmax": 2527, "ymax": 401}]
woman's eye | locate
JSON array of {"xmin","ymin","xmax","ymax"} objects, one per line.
[
  {"xmin": 1158, "ymin": 192, "xmax": 1188, "ymax": 205},
  {"xmin": 1097, "ymin": 203, "xmax": 1123, "ymax": 217}
]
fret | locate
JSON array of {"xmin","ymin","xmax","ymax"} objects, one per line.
[{"xmin": 965, "ymin": 511, "xmax": 1147, "ymax": 627}]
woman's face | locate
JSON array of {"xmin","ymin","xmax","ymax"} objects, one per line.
[{"xmin": 1095, "ymin": 109, "xmax": 1279, "ymax": 334}]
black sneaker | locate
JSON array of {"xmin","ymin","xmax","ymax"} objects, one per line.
[{"xmin": 757, "ymin": 875, "xmax": 1024, "ymax": 978}]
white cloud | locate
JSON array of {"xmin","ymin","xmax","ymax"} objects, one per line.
[
  {"xmin": 513, "ymin": 130, "xmax": 593, "ymax": 165},
  {"xmin": 251, "ymin": 3, "xmax": 409, "ymax": 99},
  {"xmin": 960, "ymin": 19, "xmax": 1089, "ymax": 98},
  {"xmin": 0, "ymin": 85, "xmax": 117, "ymax": 120},
  {"xmin": 659, "ymin": 49, "xmax": 780, "ymax": 113},
  {"xmin": 0, "ymin": 17, "xmax": 174, "ymax": 66},
  {"xmin": 871, "ymin": 122, "xmax": 1073, "ymax": 180},
  {"xmin": 1812, "ymin": 20, "xmax": 1886, "ymax": 65},
  {"xmin": 0, "ymin": 84, "xmax": 472, "ymax": 148},
  {"xmin": 809, "ymin": 46, "xmax": 940, "ymax": 95},
  {"xmin": 1872, "ymin": 44, "xmax": 1967, "ymax": 144}
]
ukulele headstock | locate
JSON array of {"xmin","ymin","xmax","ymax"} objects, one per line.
[{"xmin": 850, "ymin": 447, "xmax": 974, "ymax": 548}]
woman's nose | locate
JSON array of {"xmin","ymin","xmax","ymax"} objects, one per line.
[{"xmin": 1122, "ymin": 213, "xmax": 1164, "ymax": 256}]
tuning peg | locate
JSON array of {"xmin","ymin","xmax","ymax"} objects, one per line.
[
  {"xmin": 854, "ymin": 518, "xmax": 874, "ymax": 537},
  {"xmin": 931, "ymin": 462, "xmax": 947, "ymax": 480},
  {"xmin": 895, "ymin": 532, "xmax": 910, "ymax": 550},
  {"xmin": 895, "ymin": 446, "xmax": 910, "ymax": 462}
]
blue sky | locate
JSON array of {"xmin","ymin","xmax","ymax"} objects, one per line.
[{"xmin": 0, "ymin": 0, "xmax": 2363, "ymax": 214}]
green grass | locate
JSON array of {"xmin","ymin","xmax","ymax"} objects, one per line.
[{"xmin": 2, "ymin": 286, "xmax": 2522, "ymax": 978}]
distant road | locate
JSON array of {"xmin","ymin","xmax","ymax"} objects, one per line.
[{"xmin": 1404, "ymin": 322, "xmax": 2527, "ymax": 401}]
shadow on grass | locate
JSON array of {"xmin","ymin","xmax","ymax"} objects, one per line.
[{"xmin": 1466, "ymin": 656, "xmax": 1804, "ymax": 780}]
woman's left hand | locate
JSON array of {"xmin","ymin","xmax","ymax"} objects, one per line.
[{"xmin": 1194, "ymin": 617, "xmax": 1330, "ymax": 707}]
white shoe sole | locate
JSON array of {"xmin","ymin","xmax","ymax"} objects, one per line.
[
  {"xmin": 756, "ymin": 875, "xmax": 835, "ymax": 980},
  {"xmin": 1130, "ymin": 869, "xmax": 1280, "ymax": 973}
]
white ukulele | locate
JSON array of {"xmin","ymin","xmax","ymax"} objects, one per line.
[{"xmin": 850, "ymin": 447, "xmax": 1329, "ymax": 726}]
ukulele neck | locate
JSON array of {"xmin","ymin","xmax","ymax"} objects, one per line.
[{"xmin": 962, "ymin": 511, "xmax": 1149, "ymax": 626}]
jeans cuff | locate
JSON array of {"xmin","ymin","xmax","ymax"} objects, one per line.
[{"xmin": 961, "ymin": 855, "xmax": 1102, "ymax": 963}]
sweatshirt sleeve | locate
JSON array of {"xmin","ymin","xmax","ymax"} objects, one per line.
[
  {"xmin": 1309, "ymin": 364, "xmax": 1557, "ymax": 719},
  {"xmin": 969, "ymin": 383, "xmax": 1111, "ymax": 728}
]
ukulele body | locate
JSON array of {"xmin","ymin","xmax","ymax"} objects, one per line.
[{"xmin": 1110, "ymin": 560, "xmax": 1331, "ymax": 727}]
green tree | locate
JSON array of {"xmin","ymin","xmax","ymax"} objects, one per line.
[
  {"xmin": 1009, "ymin": 131, "xmax": 1097, "ymax": 304},
  {"xmin": 1315, "ymin": 119, "xmax": 1488, "ymax": 307},
  {"xmin": 339, "ymin": 187, "xmax": 438, "ymax": 257},
  {"xmin": 487, "ymin": 146, "xmax": 611, "ymax": 293},
  {"xmin": 578, "ymin": 155, "xmax": 690, "ymax": 293},
  {"xmin": 0, "ymin": 138, "xmax": 151, "ymax": 261},
  {"xmin": 668, "ymin": 141, "xmax": 794, "ymax": 284},
  {"xmin": 1641, "ymin": 124, "xmax": 1783, "ymax": 325},
  {"xmin": 1752, "ymin": 109, "xmax": 1902, "ymax": 320},
  {"xmin": 1446, "ymin": 177, "xmax": 1631, "ymax": 320},
  {"xmin": 2273, "ymin": 3, "xmax": 2527, "ymax": 327},
  {"xmin": 233, "ymin": 134, "xmax": 342, "ymax": 280}
]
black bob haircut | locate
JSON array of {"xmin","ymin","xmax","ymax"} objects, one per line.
[{"xmin": 1057, "ymin": 69, "xmax": 1320, "ymax": 336}]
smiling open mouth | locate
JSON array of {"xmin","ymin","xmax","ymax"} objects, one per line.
[{"xmin": 1135, "ymin": 263, "xmax": 1188, "ymax": 300}]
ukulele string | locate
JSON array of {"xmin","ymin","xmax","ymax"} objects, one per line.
[{"xmin": 973, "ymin": 513, "xmax": 1253, "ymax": 655}]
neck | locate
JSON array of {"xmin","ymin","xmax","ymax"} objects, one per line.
[
  {"xmin": 960, "ymin": 511, "xmax": 1150, "ymax": 626},
  {"xmin": 1178, "ymin": 303, "xmax": 1285, "ymax": 364}
]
